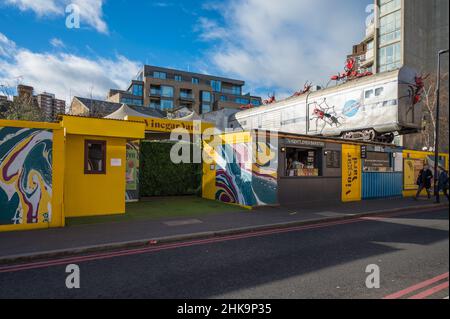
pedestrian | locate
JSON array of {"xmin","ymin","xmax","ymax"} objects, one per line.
[
  {"xmin": 414, "ymin": 164, "xmax": 433, "ymax": 200},
  {"xmin": 438, "ymin": 167, "xmax": 449, "ymax": 201}
]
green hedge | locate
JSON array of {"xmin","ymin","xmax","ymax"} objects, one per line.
[{"xmin": 139, "ymin": 141, "xmax": 202, "ymax": 197}]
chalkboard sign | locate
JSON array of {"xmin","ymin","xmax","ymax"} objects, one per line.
[{"xmin": 326, "ymin": 150, "xmax": 341, "ymax": 168}]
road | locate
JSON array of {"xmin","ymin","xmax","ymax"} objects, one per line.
[{"xmin": 0, "ymin": 208, "xmax": 448, "ymax": 299}]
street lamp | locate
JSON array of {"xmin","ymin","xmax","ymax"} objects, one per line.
[{"xmin": 434, "ymin": 49, "xmax": 449, "ymax": 204}]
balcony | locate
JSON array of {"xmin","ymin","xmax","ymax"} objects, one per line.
[{"xmin": 149, "ymin": 89, "xmax": 161, "ymax": 97}]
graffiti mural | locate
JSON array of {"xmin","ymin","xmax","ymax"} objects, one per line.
[
  {"xmin": 0, "ymin": 127, "xmax": 53, "ymax": 225},
  {"xmin": 126, "ymin": 140, "xmax": 140, "ymax": 202},
  {"xmin": 215, "ymin": 141, "xmax": 278, "ymax": 206}
]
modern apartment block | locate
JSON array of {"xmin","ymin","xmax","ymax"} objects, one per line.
[
  {"xmin": 348, "ymin": 0, "xmax": 449, "ymax": 151},
  {"xmin": 351, "ymin": 0, "xmax": 449, "ymax": 75},
  {"xmin": 107, "ymin": 65, "xmax": 262, "ymax": 114},
  {"xmin": 36, "ymin": 92, "xmax": 66, "ymax": 121},
  {"xmin": 14, "ymin": 84, "xmax": 66, "ymax": 121}
]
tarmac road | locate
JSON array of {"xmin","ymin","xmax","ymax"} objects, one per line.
[{"xmin": 0, "ymin": 208, "xmax": 448, "ymax": 299}]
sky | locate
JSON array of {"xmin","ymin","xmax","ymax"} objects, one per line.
[{"xmin": 0, "ymin": 0, "xmax": 372, "ymax": 103}]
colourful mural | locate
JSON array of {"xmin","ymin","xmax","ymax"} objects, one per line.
[
  {"xmin": 126, "ymin": 140, "xmax": 140, "ymax": 202},
  {"xmin": 0, "ymin": 127, "xmax": 53, "ymax": 225},
  {"xmin": 215, "ymin": 141, "xmax": 278, "ymax": 207}
]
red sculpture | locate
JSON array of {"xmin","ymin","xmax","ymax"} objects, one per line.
[
  {"xmin": 292, "ymin": 82, "xmax": 312, "ymax": 97},
  {"xmin": 263, "ymin": 93, "xmax": 276, "ymax": 105},
  {"xmin": 330, "ymin": 57, "xmax": 373, "ymax": 83}
]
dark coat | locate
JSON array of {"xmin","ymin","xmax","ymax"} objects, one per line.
[
  {"xmin": 438, "ymin": 171, "xmax": 449, "ymax": 190},
  {"xmin": 417, "ymin": 169, "xmax": 433, "ymax": 188}
]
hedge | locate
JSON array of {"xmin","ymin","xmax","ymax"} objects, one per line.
[{"xmin": 139, "ymin": 141, "xmax": 202, "ymax": 197}]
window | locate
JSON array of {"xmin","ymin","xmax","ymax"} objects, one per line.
[
  {"xmin": 153, "ymin": 71, "xmax": 167, "ymax": 79},
  {"xmin": 235, "ymin": 97, "xmax": 250, "ymax": 105},
  {"xmin": 161, "ymin": 86, "xmax": 174, "ymax": 98},
  {"xmin": 150, "ymin": 85, "xmax": 161, "ymax": 96},
  {"xmin": 211, "ymin": 80, "xmax": 222, "ymax": 92},
  {"xmin": 180, "ymin": 89, "xmax": 193, "ymax": 99},
  {"xmin": 160, "ymin": 99, "xmax": 174, "ymax": 110},
  {"xmin": 232, "ymin": 86, "xmax": 242, "ymax": 95},
  {"xmin": 379, "ymin": 0, "xmax": 401, "ymax": 16},
  {"xmin": 201, "ymin": 104, "xmax": 212, "ymax": 114},
  {"xmin": 150, "ymin": 101, "xmax": 161, "ymax": 109},
  {"xmin": 132, "ymin": 84, "xmax": 143, "ymax": 96},
  {"xmin": 121, "ymin": 98, "xmax": 143, "ymax": 106},
  {"xmin": 378, "ymin": 42, "xmax": 401, "ymax": 72},
  {"xmin": 365, "ymin": 90, "xmax": 374, "ymax": 99},
  {"xmin": 379, "ymin": 10, "xmax": 401, "ymax": 46},
  {"xmin": 251, "ymin": 99, "xmax": 261, "ymax": 106},
  {"xmin": 202, "ymin": 91, "xmax": 211, "ymax": 102},
  {"xmin": 285, "ymin": 148, "xmax": 321, "ymax": 177},
  {"xmin": 85, "ymin": 140, "xmax": 106, "ymax": 174},
  {"xmin": 174, "ymin": 75, "xmax": 182, "ymax": 82},
  {"xmin": 375, "ymin": 87, "xmax": 384, "ymax": 96},
  {"xmin": 192, "ymin": 77, "xmax": 199, "ymax": 84},
  {"xmin": 220, "ymin": 95, "xmax": 228, "ymax": 102}
]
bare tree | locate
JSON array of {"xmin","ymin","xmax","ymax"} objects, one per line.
[{"xmin": 420, "ymin": 72, "xmax": 449, "ymax": 153}]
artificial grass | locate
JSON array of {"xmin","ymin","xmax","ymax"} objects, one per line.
[{"xmin": 65, "ymin": 196, "xmax": 244, "ymax": 226}]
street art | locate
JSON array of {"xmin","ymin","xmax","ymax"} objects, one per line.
[
  {"xmin": 215, "ymin": 141, "xmax": 278, "ymax": 206},
  {"xmin": 309, "ymin": 98, "xmax": 345, "ymax": 133},
  {"xmin": 0, "ymin": 127, "xmax": 53, "ymax": 225},
  {"xmin": 126, "ymin": 140, "xmax": 140, "ymax": 202}
]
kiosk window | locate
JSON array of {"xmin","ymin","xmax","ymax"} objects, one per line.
[
  {"xmin": 85, "ymin": 140, "xmax": 106, "ymax": 174},
  {"xmin": 285, "ymin": 148, "xmax": 321, "ymax": 177}
]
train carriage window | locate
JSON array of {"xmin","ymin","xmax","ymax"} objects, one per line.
[
  {"xmin": 365, "ymin": 90, "xmax": 374, "ymax": 99},
  {"xmin": 285, "ymin": 148, "xmax": 322, "ymax": 177},
  {"xmin": 375, "ymin": 87, "xmax": 384, "ymax": 96}
]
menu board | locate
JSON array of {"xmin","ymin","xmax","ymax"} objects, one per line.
[{"xmin": 326, "ymin": 150, "xmax": 341, "ymax": 168}]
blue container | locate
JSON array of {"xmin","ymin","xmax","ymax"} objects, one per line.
[{"xmin": 362, "ymin": 172, "xmax": 403, "ymax": 199}]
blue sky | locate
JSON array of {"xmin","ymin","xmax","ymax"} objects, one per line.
[{"xmin": 0, "ymin": 0, "xmax": 372, "ymax": 103}]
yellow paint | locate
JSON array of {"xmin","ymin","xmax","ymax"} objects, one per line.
[
  {"xmin": 342, "ymin": 144, "xmax": 362, "ymax": 202},
  {"xmin": 64, "ymin": 134, "xmax": 127, "ymax": 217},
  {"xmin": 0, "ymin": 119, "xmax": 61, "ymax": 130},
  {"xmin": 126, "ymin": 116, "xmax": 214, "ymax": 134},
  {"xmin": 402, "ymin": 150, "xmax": 449, "ymax": 197},
  {"xmin": 62, "ymin": 115, "xmax": 145, "ymax": 139},
  {"xmin": 202, "ymin": 141, "xmax": 216, "ymax": 200}
]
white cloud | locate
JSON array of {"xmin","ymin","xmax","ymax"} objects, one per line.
[
  {"xmin": 50, "ymin": 38, "xmax": 65, "ymax": 48},
  {"xmin": 3, "ymin": 0, "xmax": 108, "ymax": 33},
  {"xmin": 0, "ymin": 32, "xmax": 140, "ymax": 104},
  {"xmin": 197, "ymin": 0, "xmax": 367, "ymax": 96}
]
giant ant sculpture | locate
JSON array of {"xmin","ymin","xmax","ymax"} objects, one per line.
[
  {"xmin": 263, "ymin": 93, "xmax": 276, "ymax": 105},
  {"xmin": 329, "ymin": 57, "xmax": 373, "ymax": 86},
  {"xmin": 292, "ymin": 82, "xmax": 312, "ymax": 97},
  {"xmin": 309, "ymin": 98, "xmax": 344, "ymax": 133}
]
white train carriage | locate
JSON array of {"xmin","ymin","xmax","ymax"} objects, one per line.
[{"xmin": 229, "ymin": 67, "xmax": 422, "ymax": 143}]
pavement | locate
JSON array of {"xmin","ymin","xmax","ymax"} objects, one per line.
[
  {"xmin": 0, "ymin": 197, "xmax": 448, "ymax": 264},
  {"xmin": 0, "ymin": 208, "xmax": 448, "ymax": 299}
]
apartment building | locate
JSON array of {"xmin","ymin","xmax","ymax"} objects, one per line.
[
  {"xmin": 107, "ymin": 65, "xmax": 262, "ymax": 114},
  {"xmin": 350, "ymin": 0, "xmax": 448, "ymax": 75},
  {"xmin": 348, "ymin": 0, "xmax": 449, "ymax": 151},
  {"xmin": 14, "ymin": 85, "xmax": 66, "ymax": 121}
]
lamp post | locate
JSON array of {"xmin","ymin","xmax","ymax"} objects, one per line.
[{"xmin": 434, "ymin": 49, "xmax": 449, "ymax": 204}]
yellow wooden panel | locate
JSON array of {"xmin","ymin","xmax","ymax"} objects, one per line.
[
  {"xmin": 342, "ymin": 144, "xmax": 362, "ymax": 202},
  {"xmin": 64, "ymin": 135, "xmax": 127, "ymax": 217}
]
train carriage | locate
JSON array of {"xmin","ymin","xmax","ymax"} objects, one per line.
[{"xmin": 229, "ymin": 67, "xmax": 422, "ymax": 143}]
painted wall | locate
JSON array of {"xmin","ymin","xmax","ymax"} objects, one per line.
[
  {"xmin": 0, "ymin": 120, "xmax": 64, "ymax": 232},
  {"xmin": 342, "ymin": 144, "xmax": 362, "ymax": 202},
  {"xmin": 203, "ymin": 132, "xmax": 278, "ymax": 207},
  {"xmin": 126, "ymin": 140, "xmax": 140, "ymax": 202},
  {"xmin": 402, "ymin": 150, "xmax": 449, "ymax": 197},
  {"xmin": 64, "ymin": 134, "xmax": 127, "ymax": 217}
]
